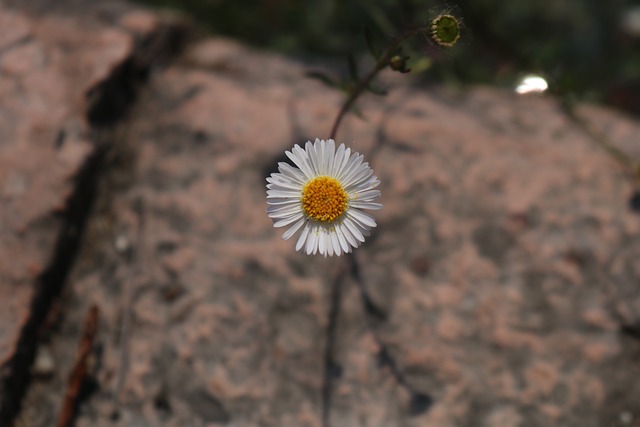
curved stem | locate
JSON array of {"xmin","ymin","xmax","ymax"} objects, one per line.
[
  {"xmin": 321, "ymin": 268, "xmax": 344, "ymax": 427},
  {"xmin": 322, "ymin": 29, "xmax": 423, "ymax": 427},
  {"xmin": 329, "ymin": 30, "xmax": 419, "ymax": 140}
]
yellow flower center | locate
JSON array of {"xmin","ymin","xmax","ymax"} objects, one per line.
[{"xmin": 301, "ymin": 176, "xmax": 348, "ymax": 222}]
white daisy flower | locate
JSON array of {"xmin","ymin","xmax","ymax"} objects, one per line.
[{"xmin": 266, "ymin": 138, "xmax": 382, "ymax": 257}]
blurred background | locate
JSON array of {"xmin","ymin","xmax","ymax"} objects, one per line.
[
  {"xmin": 135, "ymin": 0, "xmax": 640, "ymax": 116},
  {"xmin": 3, "ymin": 1, "xmax": 640, "ymax": 425}
]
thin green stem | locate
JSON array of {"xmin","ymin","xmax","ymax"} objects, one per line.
[
  {"xmin": 329, "ymin": 30, "xmax": 419, "ymax": 140},
  {"xmin": 322, "ymin": 29, "xmax": 425, "ymax": 427}
]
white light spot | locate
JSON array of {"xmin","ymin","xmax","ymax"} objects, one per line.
[
  {"xmin": 115, "ymin": 235, "xmax": 130, "ymax": 253},
  {"xmin": 620, "ymin": 411, "xmax": 633, "ymax": 425},
  {"xmin": 621, "ymin": 7, "xmax": 640, "ymax": 36},
  {"xmin": 515, "ymin": 74, "xmax": 548, "ymax": 94}
]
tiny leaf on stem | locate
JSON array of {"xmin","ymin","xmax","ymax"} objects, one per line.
[
  {"xmin": 305, "ymin": 71, "xmax": 338, "ymax": 88},
  {"xmin": 364, "ymin": 26, "xmax": 381, "ymax": 60}
]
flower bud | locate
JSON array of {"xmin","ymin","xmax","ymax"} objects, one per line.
[
  {"xmin": 429, "ymin": 14, "xmax": 461, "ymax": 47},
  {"xmin": 389, "ymin": 55, "xmax": 411, "ymax": 73}
]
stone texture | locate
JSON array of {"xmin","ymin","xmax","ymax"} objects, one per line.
[
  {"xmin": 0, "ymin": 1, "xmax": 145, "ymax": 367},
  {"xmin": 0, "ymin": 1, "xmax": 178, "ymax": 424},
  {"xmin": 4, "ymin": 2, "xmax": 640, "ymax": 427}
]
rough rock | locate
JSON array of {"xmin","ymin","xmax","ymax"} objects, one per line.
[
  {"xmin": 3, "ymin": 2, "xmax": 640, "ymax": 427},
  {"xmin": 0, "ymin": 1, "xmax": 183, "ymax": 424},
  {"xmin": 0, "ymin": 0, "xmax": 139, "ymax": 412},
  {"xmin": 0, "ymin": 5, "xmax": 86, "ymax": 367}
]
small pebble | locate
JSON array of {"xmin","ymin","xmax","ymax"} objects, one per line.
[
  {"xmin": 33, "ymin": 346, "xmax": 55, "ymax": 377},
  {"xmin": 620, "ymin": 411, "xmax": 633, "ymax": 425},
  {"xmin": 115, "ymin": 235, "xmax": 130, "ymax": 253}
]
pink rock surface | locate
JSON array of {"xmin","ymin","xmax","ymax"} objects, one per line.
[
  {"xmin": 7, "ymin": 5, "xmax": 640, "ymax": 427},
  {"xmin": 0, "ymin": 1, "xmax": 174, "ymax": 423},
  {"xmin": 0, "ymin": 2, "xmax": 140, "ymax": 366}
]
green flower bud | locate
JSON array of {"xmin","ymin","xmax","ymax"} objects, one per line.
[
  {"xmin": 429, "ymin": 14, "xmax": 461, "ymax": 47},
  {"xmin": 389, "ymin": 55, "xmax": 411, "ymax": 73}
]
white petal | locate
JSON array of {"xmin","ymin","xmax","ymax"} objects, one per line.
[
  {"xmin": 334, "ymin": 224, "xmax": 350, "ymax": 253},
  {"xmin": 349, "ymin": 201, "xmax": 383, "ymax": 210},
  {"xmin": 331, "ymin": 144, "xmax": 346, "ymax": 176},
  {"xmin": 352, "ymin": 176, "xmax": 379, "ymax": 189},
  {"xmin": 338, "ymin": 221, "xmax": 359, "ymax": 248},
  {"xmin": 330, "ymin": 231, "xmax": 341, "ymax": 256},
  {"xmin": 306, "ymin": 225, "xmax": 318, "ymax": 255},
  {"xmin": 335, "ymin": 153, "xmax": 357, "ymax": 182},
  {"xmin": 334, "ymin": 146, "xmax": 351, "ymax": 178},
  {"xmin": 305, "ymin": 141, "xmax": 320, "ymax": 176},
  {"xmin": 267, "ymin": 190, "xmax": 301, "ymax": 198},
  {"xmin": 267, "ymin": 179, "xmax": 303, "ymax": 191},
  {"xmin": 287, "ymin": 145, "xmax": 314, "ymax": 179},
  {"xmin": 350, "ymin": 178, "xmax": 380, "ymax": 194},
  {"xmin": 345, "ymin": 172, "xmax": 374, "ymax": 191},
  {"xmin": 296, "ymin": 223, "xmax": 311, "ymax": 251},
  {"xmin": 312, "ymin": 230, "xmax": 320, "ymax": 255},
  {"xmin": 282, "ymin": 218, "xmax": 305, "ymax": 240},
  {"xmin": 318, "ymin": 228, "xmax": 326, "ymax": 255},
  {"xmin": 347, "ymin": 209, "xmax": 377, "ymax": 228},
  {"xmin": 343, "ymin": 217, "xmax": 366, "ymax": 243},
  {"xmin": 266, "ymin": 198, "xmax": 301, "ymax": 206},
  {"xmin": 274, "ymin": 212, "xmax": 304, "ymax": 228},
  {"xmin": 351, "ymin": 189, "xmax": 381, "ymax": 200},
  {"xmin": 337, "ymin": 153, "xmax": 364, "ymax": 183},
  {"xmin": 343, "ymin": 162, "xmax": 372, "ymax": 188},
  {"xmin": 323, "ymin": 231, "xmax": 332, "ymax": 257},
  {"xmin": 267, "ymin": 204, "xmax": 302, "ymax": 218},
  {"xmin": 278, "ymin": 162, "xmax": 306, "ymax": 184},
  {"xmin": 316, "ymin": 139, "xmax": 327, "ymax": 175},
  {"xmin": 326, "ymin": 140, "xmax": 335, "ymax": 177}
]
